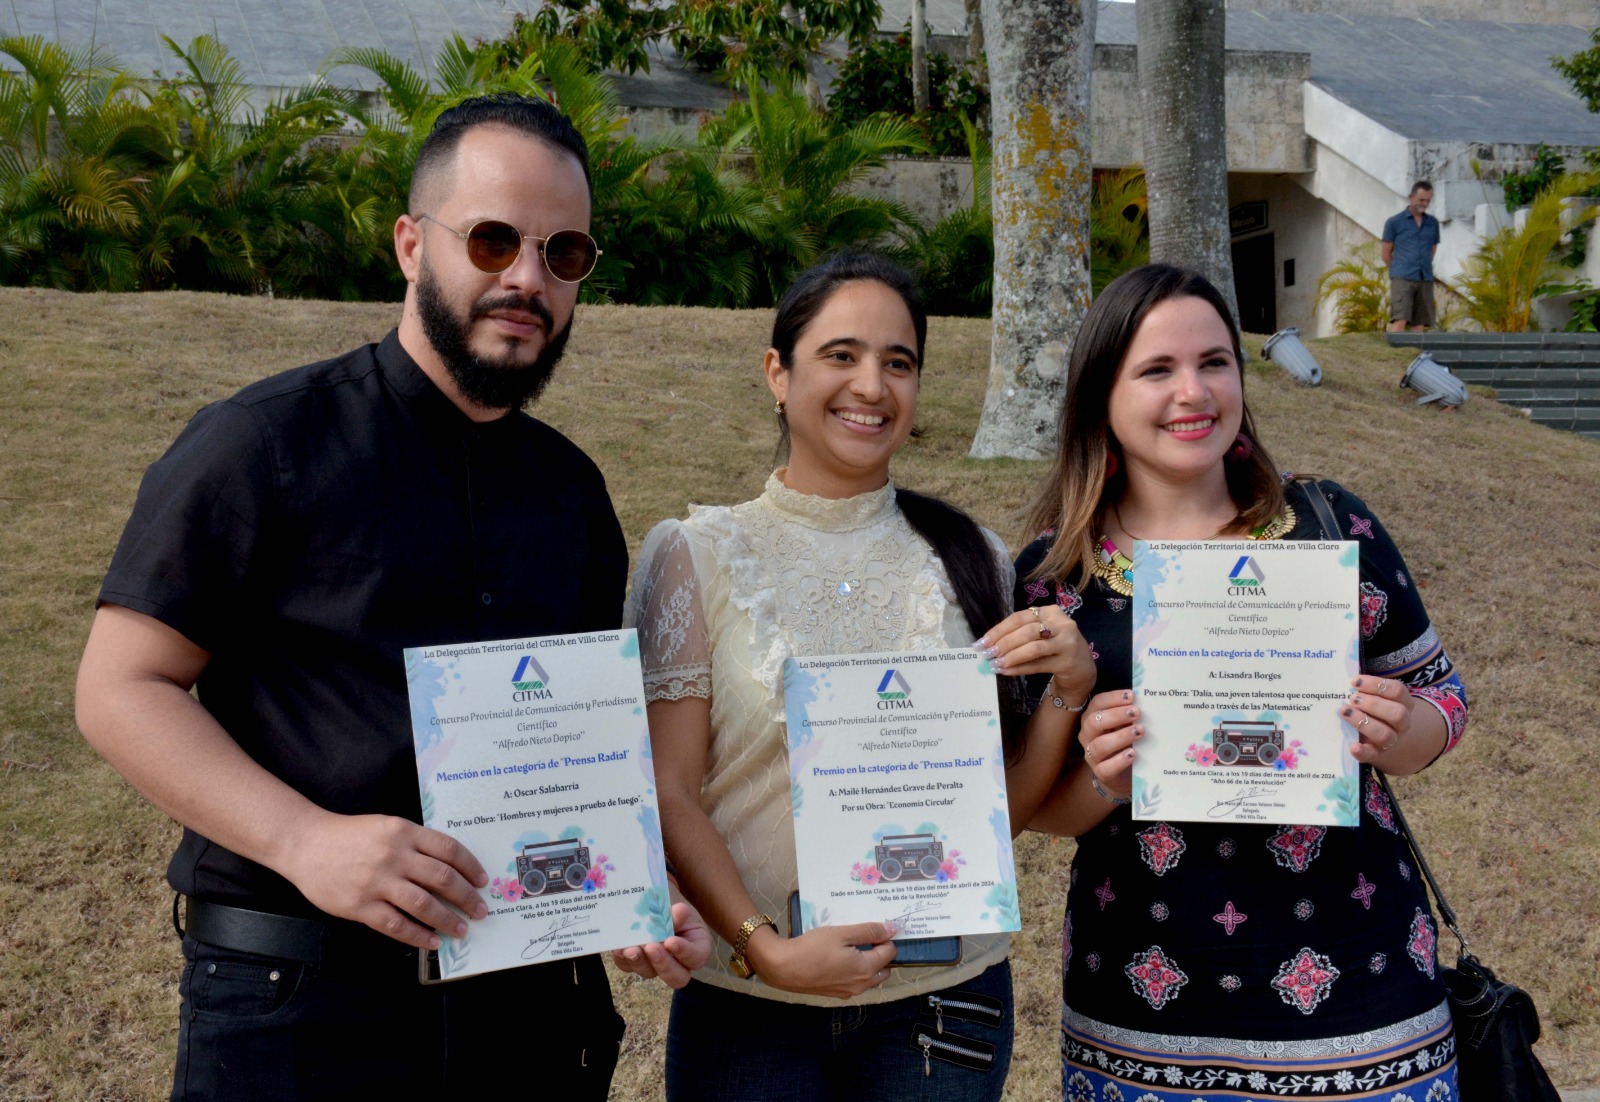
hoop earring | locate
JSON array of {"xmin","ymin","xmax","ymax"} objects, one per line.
[
  {"xmin": 1227, "ymin": 432, "xmax": 1254, "ymax": 461},
  {"xmin": 774, "ymin": 399, "xmax": 785, "ymax": 416}
]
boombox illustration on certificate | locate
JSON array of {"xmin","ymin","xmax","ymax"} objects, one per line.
[
  {"xmin": 405, "ymin": 629, "xmax": 670, "ymax": 981},
  {"xmin": 782, "ymin": 649, "xmax": 1021, "ymax": 940},
  {"xmin": 1130, "ymin": 539, "xmax": 1361, "ymax": 827}
]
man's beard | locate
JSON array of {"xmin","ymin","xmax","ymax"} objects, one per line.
[{"xmin": 416, "ymin": 263, "xmax": 573, "ymax": 412}]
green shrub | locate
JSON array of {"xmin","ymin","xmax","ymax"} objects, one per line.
[
  {"xmin": 1503, "ymin": 145, "xmax": 1565, "ymax": 213},
  {"xmin": 1089, "ymin": 166, "xmax": 1148, "ymax": 295},
  {"xmin": 828, "ymin": 30, "xmax": 988, "ymax": 158},
  {"xmin": 1315, "ymin": 241, "xmax": 1390, "ymax": 334},
  {"xmin": 1451, "ymin": 172, "xmax": 1600, "ymax": 332},
  {"xmin": 893, "ymin": 114, "xmax": 991, "ymax": 316},
  {"xmin": 1566, "ymin": 288, "xmax": 1600, "ymax": 332}
]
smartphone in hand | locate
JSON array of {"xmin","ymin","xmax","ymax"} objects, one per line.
[{"xmin": 786, "ymin": 891, "xmax": 961, "ymax": 967}]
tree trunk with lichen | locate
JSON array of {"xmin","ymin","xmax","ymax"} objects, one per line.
[
  {"xmin": 966, "ymin": 0, "xmax": 984, "ymax": 68},
  {"xmin": 912, "ymin": 0, "xmax": 930, "ymax": 112},
  {"xmin": 969, "ymin": 0, "xmax": 1095, "ymax": 460},
  {"xmin": 1137, "ymin": 0, "xmax": 1239, "ymax": 323}
]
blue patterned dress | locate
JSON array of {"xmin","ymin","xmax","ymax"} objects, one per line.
[{"xmin": 1015, "ymin": 481, "xmax": 1468, "ymax": 1101}]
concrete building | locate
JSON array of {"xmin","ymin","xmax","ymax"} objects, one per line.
[
  {"xmin": 1097, "ymin": 3, "xmax": 1600, "ymax": 334},
  {"xmin": 9, "ymin": 0, "xmax": 1600, "ymax": 332}
]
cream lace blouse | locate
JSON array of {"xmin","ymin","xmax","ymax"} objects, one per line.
[{"xmin": 625, "ymin": 472, "xmax": 1012, "ymax": 1005}]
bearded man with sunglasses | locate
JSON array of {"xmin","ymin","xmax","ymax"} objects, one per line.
[{"xmin": 74, "ymin": 93, "xmax": 709, "ymax": 1100}]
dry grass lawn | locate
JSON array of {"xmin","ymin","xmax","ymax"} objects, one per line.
[{"xmin": 1, "ymin": 287, "xmax": 1597, "ymax": 1098}]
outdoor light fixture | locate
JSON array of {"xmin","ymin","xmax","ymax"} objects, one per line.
[
  {"xmin": 1261, "ymin": 328, "xmax": 1323, "ymax": 385},
  {"xmin": 1399, "ymin": 351, "xmax": 1469, "ymax": 408}
]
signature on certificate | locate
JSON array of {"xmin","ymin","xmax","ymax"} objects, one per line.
[
  {"xmin": 522, "ymin": 915, "xmax": 586, "ymax": 960},
  {"xmin": 1208, "ymin": 787, "xmax": 1268, "ymax": 819},
  {"xmin": 888, "ymin": 900, "xmax": 938, "ymax": 929}
]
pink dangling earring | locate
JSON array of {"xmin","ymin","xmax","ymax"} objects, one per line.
[
  {"xmin": 1105, "ymin": 448, "xmax": 1119, "ymax": 478},
  {"xmin": 1227, "ymin": 432, "xmax": 1254, "ymax": 461}
]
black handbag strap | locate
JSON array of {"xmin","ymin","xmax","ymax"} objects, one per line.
[
  {"xmin": 1293, "ymin": 477, "xmax": 1473, "ymax": 957},
  {"xmin": 1293, "ymin": 476, "xmax": 1344, "ymax": 543},
  {"xmin": 1374, "ymin": 772, "xmax": 1472, "ymax": 956}
]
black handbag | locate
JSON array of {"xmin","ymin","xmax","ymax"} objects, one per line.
[
  {"xmin": 1297, "ymin": 480, "xmax": 1561, "ymax": 1100},
  {"xmin": 1378, "ymin": 773, "xmax": 1561, "ymax": 1101}
]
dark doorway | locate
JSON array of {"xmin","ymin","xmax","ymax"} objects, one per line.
[{"xmin": 1231, "ymin": 233, "xmax": 1277, "ymax": 334}]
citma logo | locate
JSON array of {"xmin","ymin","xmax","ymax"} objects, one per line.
[
  {"xmin": 1228, "ymin": 556, "xmax": 1265, "ymax": 587},
  {"xmin": 875, "ymin": 670, "xmax": 914, "ymax": 710},
  {"xmin": 876, "ymin": 669, "xmax": 911, "ymax": 700},
  {"xmin": 1227, "ymin": 555, "xmax": 1267, "ymax": 596},
  {"xmin": 511, "ymin": 655, "xmax": 551, "ymax": 691}
]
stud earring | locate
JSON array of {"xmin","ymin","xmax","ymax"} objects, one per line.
[
  {"xmin": 1105, "ymin": 448, "xmax": 1119, "ymax": 479},
  {"xmin": 774, "ymin": 399, "xmax": 786, "ymax": 416},
  {"xmin": 1227, "ymin": 432, "xmax": 1254, "ymax": 461}
]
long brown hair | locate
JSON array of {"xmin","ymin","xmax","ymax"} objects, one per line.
[{"xmin": 1025, "ymin": 264, "xmax": 1285, "ymax": 585}]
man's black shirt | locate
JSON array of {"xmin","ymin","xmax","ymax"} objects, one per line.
[{"xmin": 100, "ymin": 331, "xmax": 627, "ymax": 916}]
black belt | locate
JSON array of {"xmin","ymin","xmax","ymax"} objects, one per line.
[{"xmin": 176, "ymin": 895, "xmax": 330, "ymax": 964}]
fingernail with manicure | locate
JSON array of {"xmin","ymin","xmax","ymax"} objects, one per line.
[{"xmin": 883, "ymin": 920, "xmax": 899, "ymax": 936}]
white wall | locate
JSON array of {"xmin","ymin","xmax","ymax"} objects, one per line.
[{"xmin": 1228, "ymin": 174, "xmax": 1348, "ymax": 335}]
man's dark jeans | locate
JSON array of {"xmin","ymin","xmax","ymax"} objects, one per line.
[{"xmin": 171, "ymin": 933, "xmax": 623, "ymax": 1100}]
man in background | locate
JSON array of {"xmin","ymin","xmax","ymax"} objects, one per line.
[{"xmin": 1383, "ymin": 181, "xmax": 1441, "ymax": 332}]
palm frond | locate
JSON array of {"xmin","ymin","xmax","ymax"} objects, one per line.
[
  {"xmin": 1452, "ymin": 172, "xmax": 1600, "ymax": 331},
  {"xmin": 435, "ymin": 34, "xmax": 489, "ymax": 96},
  {"xmin": 324, "ymin": 47, "xmax": 432, "ymax": 122}
]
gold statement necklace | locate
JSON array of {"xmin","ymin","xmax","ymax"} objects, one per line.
[{"xmin": 1091, "ymin": 504, "xmax": 1297, "ymax": 597}]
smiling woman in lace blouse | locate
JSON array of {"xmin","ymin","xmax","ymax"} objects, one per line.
[{"xmin": 623, "ymin": 251, "xmax": 1096, "ymax": 1102}]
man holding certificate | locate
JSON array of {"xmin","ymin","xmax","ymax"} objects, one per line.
[
  {"xmin": 1014, "ymin": 266, "xmax": 1469, "ymax": 1100},
  {"xmin": 75, "ymin": 95, "xmax": 707, "ymax": 1099}
]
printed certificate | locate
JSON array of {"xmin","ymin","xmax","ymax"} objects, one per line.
[
  {"xmin": 405, "ymin": 629, "xmax": 671, "ymax": 980},
  {"xmin": 782, "ymin": 649, "xmax": 1021, "ymax": 939},
  {"xmin": 1130, "ymin": 541, "xmax": 1361, "ymax": 826}
]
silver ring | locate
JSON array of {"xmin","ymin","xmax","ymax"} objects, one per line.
[
  {"xmin": 1031, "ymin": 606, "xmax": 1042, "ymax": 623},
  {"xmin": 1358, "ymin": 716, "xmax": 1370, "ymax": 728},
  {"xmin": 1376, "ymin": 679, "xmax": 1389, "ymax": 694},
  {"xmin": 1093, "ymin": 712, "xmax": 1103, "ymax": 725}
]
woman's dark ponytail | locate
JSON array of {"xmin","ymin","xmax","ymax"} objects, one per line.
[{"xmin": 897, "ymin": 489, "xmax": 1028, "ymax": 761}]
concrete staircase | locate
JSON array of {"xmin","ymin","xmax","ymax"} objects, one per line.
[{"xmin": 1386, "ymin": 332, "xmax": 1600, "ymax": 440}]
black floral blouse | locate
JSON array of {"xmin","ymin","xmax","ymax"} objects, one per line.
[{"xmin": 1015, "ymin": 480, "xmax": 1468, "ymax": 1044}]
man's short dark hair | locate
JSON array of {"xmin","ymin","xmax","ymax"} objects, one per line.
[
  {"xmin": 409, "ymin": 92, "xmax": 591, "ymax": 212},
  {"xmin": 1411, "ymin": 180, "xmax": 1434, "ymax": 195}
]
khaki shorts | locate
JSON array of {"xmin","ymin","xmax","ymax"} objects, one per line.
[{"xmin": 1391, "ymin": 277, "xmax": 1436, "ymax": 327}]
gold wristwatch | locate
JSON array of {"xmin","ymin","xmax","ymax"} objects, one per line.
[{"xmin": 728, "ymin": 913, "xmax": 777, "ymax": 978}]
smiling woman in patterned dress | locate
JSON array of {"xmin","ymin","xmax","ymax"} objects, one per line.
[{"xmin": 1016, "ymin": 264, "xmax": 1468, "ymax": 1101}]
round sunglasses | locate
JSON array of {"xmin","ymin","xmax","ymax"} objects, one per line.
[{"xmin": 417, "ymin": 214, "xmax": 601, "ymax": 283}]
